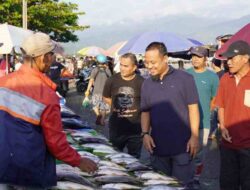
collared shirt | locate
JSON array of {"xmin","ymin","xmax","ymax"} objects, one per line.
[
  {"xmin": 215, "ymin": 70, "xmax": 250, "ymax": 149},
  {"xmin": 141, "ymin": 66, "xmax": 199, "ymax": 156}
]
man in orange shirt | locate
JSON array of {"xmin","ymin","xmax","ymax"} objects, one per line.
[
  {"xmin": 216, "ymin": 40, "xmax": 250, "ymax": 190},
  {"xmin": 0, "ymin": 33, "xmax": 97, "ymax": 189}
]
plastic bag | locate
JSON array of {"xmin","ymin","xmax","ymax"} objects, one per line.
[{"xmin": 82, "ymin": 96, "xmax": 90, "ymax": 108}]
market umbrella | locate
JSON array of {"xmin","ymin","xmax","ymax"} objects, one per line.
[
  {"xmin": 0, "ymin": 23, "xmax": 64, "ymax": 55},
  {"xmin": 78, "ymin": 46, "xmax": 108, "ymax": 56},
  {"xmin": 0, "ymin": 23, "xmax": 34, "ymax": 54},
  {"xmin": 188, "ymin": 38, "xmax": 204, "ymax": 46},
  {"xmin": 215, "ymin": 23, "xmax": 250, "ymax": 59},
  {"xmin": 118, "ymin": 31, "xmax": 197, "ymax": 55},
  {"xmin": 106, "ymin": 41, "xmax": 127, "ymax": 57}
]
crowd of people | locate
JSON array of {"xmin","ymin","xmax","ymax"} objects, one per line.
[
  {"xmin": 82, "ymin": 39, "xmax": 250, "ymax": 190},
  {"xmin": 0, "ymin": 31, "xmax": 249, "ymax": 190}
]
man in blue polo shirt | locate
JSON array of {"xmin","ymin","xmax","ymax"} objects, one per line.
[{"xmin": 141, "ymin": 42, "xmax": 200, "ymax": 186}]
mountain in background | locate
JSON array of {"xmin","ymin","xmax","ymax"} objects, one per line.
[{"xmin": 63, "ymin": 14, "xmax": 250, "ymax": 55}]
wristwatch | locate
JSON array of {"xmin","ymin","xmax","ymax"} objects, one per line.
[{"xmin": 141, "ymin": 132, "xmax": 150, "ymax": 138}]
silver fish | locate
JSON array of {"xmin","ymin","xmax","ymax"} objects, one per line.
[
  {"xmin": 142, "ymin": 184, "xmax": 179, "ymax": 190},
  {"xmin": 56, "ymin": 165, "xmax": 95, "ymax": 187},
  {"xmin": 102, "ymin": 183, "xmax": 141, "ymax": 189},
  {"xmin": 56, "ymin": 164, "xmax": 91, "ymax": 177},
  {"xmin": 105, "ymin": 153, "xmax": 135, "ymax": 159},
  {"xmin": 52, "ymin": 181, "xmax": 94, "ymax": 190},
  {"xmin": 110, "ymin": 157, "xmax": 138, "ymax": 165},
  {"xmin": 135, "ymin": 171, "xmax": 174, "ymax": 181},
  {"xmin": 95, "ymin": 175, "xmax": 140, "ymax": 185},
  {"xmin": 78, "ymin": 151, "xmax": 97, "ymax": 157},
  {"xmin": 96, "ymin": 169, "xmax": 129, "ymax": 176},
  {"xmin": 98, "ymin": 165, "xmax": 127, "ymax": 172},
  {"xmin": 82, "ymin": 143, "xmax": 115, "ymax": 151},
  {"xmin": 126, "ymin": 162, "xmax": 151, "ymax": 172},
  {"xmin": 93, "ymin": 149, "xmax": 118, "ymax": 155},
  {"xmin": 99, "ymin": 160, "xmax": 125, "ymax": 168},
  {"xmin": 144, "ymin": 179, "xmax": 179, "ymax": 186}
]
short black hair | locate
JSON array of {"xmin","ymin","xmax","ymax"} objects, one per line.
[
  {"xmin": 145, "ymin": 42, "xmax": 168, "ymax": 56},
  {"xmin": 212, "ymin": 58, "xmax": 222, "ymax": 67},
  {"xmin": 121, "ymin": 53, "xmax": 138, "ymax": 65}
]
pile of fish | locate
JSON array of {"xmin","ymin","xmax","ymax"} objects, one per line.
[
  {"xmin": 52, "ymin": 104, "xmax": 185, "ymax": 189},
  {"xmin": 60, "ymin": 104, "xmax": 91, "ymax": 129}
]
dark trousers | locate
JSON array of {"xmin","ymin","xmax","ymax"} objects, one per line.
[
  {"xmin": 109, "ymin": 134, "xmax": 142, "ymax": 159},
  {"xmin": 150, "ymin": 153, "xmax": 194, "ymax": 185},
  {"xmin": 220, "ymin": 146, "xmax": 250, "ymax": 190}
]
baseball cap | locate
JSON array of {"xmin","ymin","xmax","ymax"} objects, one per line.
[
  {"xmin": 21, "ymin": 32, "xmax": 56, "ymax": 57},
  {"xmin": 189, "ymin": 46, "xmax": 208, "ymax": 57},
  {"xmin": 220, "ymin": 40, "xmax": 250, "ymax": 58},
  {"xmin": 216, "ymin": 34, "xmax": 232, "ymax": 42}
]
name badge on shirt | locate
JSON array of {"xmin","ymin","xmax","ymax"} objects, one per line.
[{"xmin": 244, "ymin": 90, "xmax": 250, "ymax": 107}]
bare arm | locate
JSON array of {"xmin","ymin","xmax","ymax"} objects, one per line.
[
  {"xmin": 187, "ymin": 103, "xmax": 199, "ymax": 158},
  {"xmin": 218, "ymin": 107, "xmax": 225, "ymax": 129},
  {"xmin": 141, "ymin": 111, "xmax": 155, "ymax": 154},
  {"xmin": 141, "ymin": 111, "xmax": 151, "ymax": 133},
  {"xmin": 103, "ymin": 96, "xmax": 112, "ymax": 106},
  {"xmin": 85, "ymin": 78, "xmax": 94, "ymax": 97},
  {"xmin": 210, "ymin": 97, "xmax": 216, "ymax": 111}
]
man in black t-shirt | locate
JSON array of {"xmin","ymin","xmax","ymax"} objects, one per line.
[
  {"xmin": 48, "ymin": 60, "xmax": 65, "ymax": 84},
  {"xmin": 103, "ymin": 53, "xmax": 144, "ymax": 158},
  {"xmin": 48, "ymin": 60, "xmax": 66, "ymax": 96}
]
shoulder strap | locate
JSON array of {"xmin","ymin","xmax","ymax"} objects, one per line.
[
  {"xmin": 94, "ymin": 67, "xmax": 110, "ymax": 80},
  {"xmin": 93, "ymin": 67, "xmax": 100, "ymax": 80}
]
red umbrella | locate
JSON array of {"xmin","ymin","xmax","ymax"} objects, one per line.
[{"xmin": 215, "ymin": 23, "xmax": 250, "ymax": 59}]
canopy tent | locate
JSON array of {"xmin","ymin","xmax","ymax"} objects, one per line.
[
  {"xmin": 78, "ymin": 46, "xmax": 108, "ymax": 56},
  {"xmin": 118, "ymin": 31, "xmax": 199, "ymax": 55},
  {"xmin": 215, "ymin": 23, "xmax": 250, "ymax": 59}
]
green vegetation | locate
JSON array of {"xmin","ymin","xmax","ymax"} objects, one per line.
[{"xmin": 0, "ymin": 0, "xmax": 89, "ymax": 42}]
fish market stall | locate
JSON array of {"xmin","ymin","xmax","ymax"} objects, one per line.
[{"xmin": 53, "ymin": 102, "xmax": 185, "ymax": 190}]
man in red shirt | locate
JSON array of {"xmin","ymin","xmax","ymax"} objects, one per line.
[
  {"xmin": 216, "ymin": 40, "xmax": 250, "ymax": 190},
  {"xmin": 0, "ymin": 33, "xmax": 97, "ymax": 188}
]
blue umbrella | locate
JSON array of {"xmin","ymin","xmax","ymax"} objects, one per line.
[
  {"xmin": 188, "ymin": 38, "xmax": 204, "ymax": 46},
  {"xmin": 118, "ymin": 31, "xmax": 198, "ymax": 55}
]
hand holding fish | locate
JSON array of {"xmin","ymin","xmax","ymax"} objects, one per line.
[
  {"xmin": 143, "ymin": 134, "xmax": 155, "ymax": 154},
  {"xmin": 79, "ymin": 157, "xmax": 98, "ymax": 173}
]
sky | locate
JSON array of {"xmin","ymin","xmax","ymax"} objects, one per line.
[
  {"xmin": 64, "ymin": 0, "xmax": 250, "ymax": 26},
  {"xmin": 61, "ymin": 0, "xmax": 250, "ymax": 53}
]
